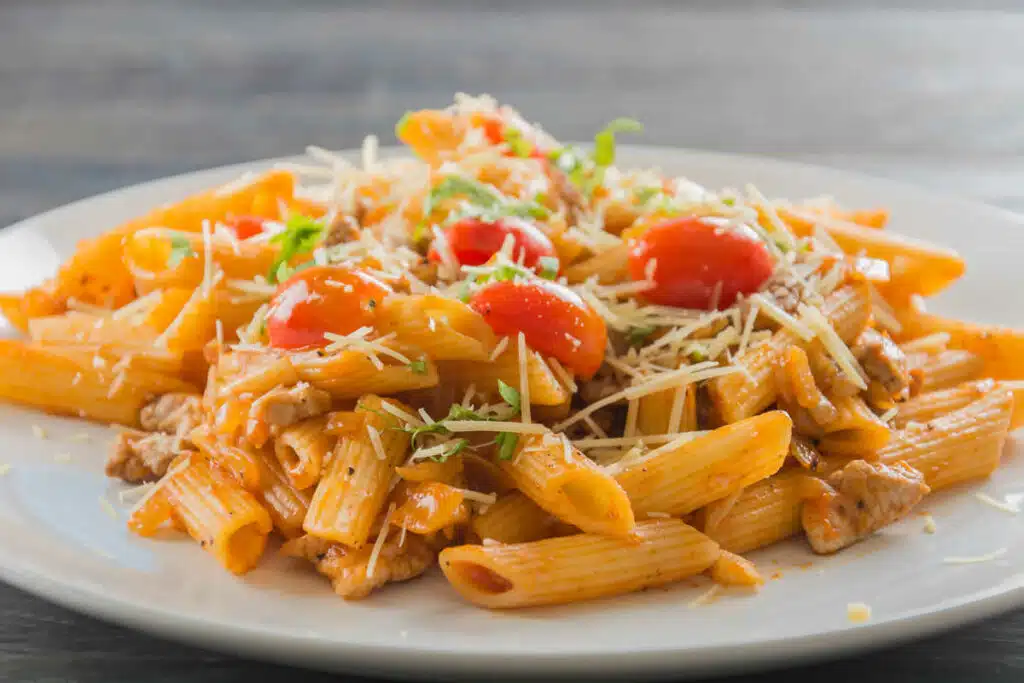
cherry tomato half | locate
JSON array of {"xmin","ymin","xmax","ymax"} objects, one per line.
[
  {"xmin": 266, "ymin": 266, "xmax": 391, "ymax": 350},
  {"xmin": 224, "ymin": 215, "xmax": 268, "ymax": 240},
  {"xmin": 428, "ymin": 217, "xmax": 557, "ymax": 271},
  {"xmin": 628, "ymin": 216, "xmax": 774, "ymax": 310},
  {"xmin": 469, "ymin": 279, "xmax": 607, "ymax": 379}
]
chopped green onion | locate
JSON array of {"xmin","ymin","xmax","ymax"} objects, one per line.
[
  {"xmin": 496, "ymin": 431, "xmax": 519, "ymax": 460},
  {"xmin": 626, "ymin": 326, "xmax": 656, "ymax": 347},
  {"xmin": 167, "ymin": 234, "xmax": 197, "ymax": 269},
  {"xmin": 537, "ymin": 256, "xmax": 560, "ymax": 280},
  {"xmin": 497, "ymin": 379, "xmax": 521, "ymax": 414},
  {"xmin": 408, "ymin": 358, "xmax": 429, "ymax": 375},
  {"xmin": 267, "ymin": 214, "xmax": 325, "ymax": 283},
  {"xmin": 592, "ymin": 118, "xmax": 643, "ymax": 167}
]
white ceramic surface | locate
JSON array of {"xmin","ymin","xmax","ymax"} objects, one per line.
[{"xmin": 0, "ymin": 147, "xmax": 1022, "ymax": 681}]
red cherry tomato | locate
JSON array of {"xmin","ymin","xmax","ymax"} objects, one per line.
[
  {"xmin": 628, "ymin": 216, "xmax": 774, "ymax": 310},
  {"xmin": 224, "ymin": 215, "xmax": 267, "ymax": 240},
  {"xmin": 266, "ymin": 266, "xmax": 391, "ymax": 350},
  {"xmin": 476, "ymin": 115, "xmax": 547, "ymax": 160},
  {"xmin": 469, "ymin": 280, "xmax": 607, "ymax": 379},
  {"xmin": 428, "ymin": 217, "xmax": 557, "ymax": 270}
]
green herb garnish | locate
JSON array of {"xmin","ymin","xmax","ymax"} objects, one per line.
[
  {"xmin": 408, "ymin": 358, "xmax": 429, "ymax": 375},
  {"xmin": 503, "ymin": 126, "xmax": 533, "ymax": 157},
  {"xmin": 267, "ymin": 214, "xmax": 325, "ymax": 283},
  {"xmin": 592, "ymin": 118, "xmax": 643, "ymax": 167},
  {"xmin": 537, "ymin": 256, "xmax": 560, "ymax": 280},
  {"xmin": 497, "ymin": 380, "xmax": 521, "ymax": 414},
  {"xmin": 167, "ymin": 234, "xmax": 197, "ymax": 268},
  {"xmin": 436, "ymin": 438, "xmax": 469, "ymax": 462},
  {"xmin": 626, "ymin": 326, "xmax": 656, "ymax": 347},
  {"xmin": 496, "ymin": 431, "xmax": 519, "ymax": 460}
]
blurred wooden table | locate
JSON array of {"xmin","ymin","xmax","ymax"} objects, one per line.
[{"xmin": 3, "ymin": 1, "xmax": 1024, "ymax": 681}]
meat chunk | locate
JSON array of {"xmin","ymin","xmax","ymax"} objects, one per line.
[
  {"xmin": 322, "ymin": 214, "xmax": 361, "ymax": 248},
  {"xmin": 105, "ymin": 430, "xmax": 183, "ymax": 484},
  {"xmin": 802, "ymin": 459, "xmax": 929, "ymax": 554},
  {"xmin": 544, "ymin": 163, "xmax": 586, "ymax": 223},
  {"xmin": 853, "ymin": 328, "xmax": 910, "ymax": 395},
  {"xmin": 246, "ymin": 382, "xmax": 332, "ymax": 446},
  {"xmin": 759, "ymin": 270, "xmax": 805, "ymax": 315},
  {"xmin": 282, "ymin": 533, "xmax": 435, "ymax": 599},
  {"xmin": 140, "ymin": 393, "xmax": 202, "ymax": 434}
]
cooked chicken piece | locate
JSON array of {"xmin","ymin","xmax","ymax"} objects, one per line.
[
  {"xmin": 853, "ymin": 328, "xmax": 910, "ymax": 395},
  {"xmin": 322, "ymin": 214, "xmax": 361, "ymax": 247},
  {"xmin": 247, "ymin": 382, "xmax": 332, "ymax": 446},
  {"xmin": 759, "ymin": 270, "xmax": 805, "ymax": 315},
  {"xmin": 140, "ymin": 393, "xmax": 202, "ymax": 434},
  {"xmin": 544, "ymin": 163, "xmax": 586, "ymax": 223},
  {"xmin": 105, "ymin": 430, "xmax": 183, "ymax": 484},
  {"xmin": 282, "ymin": 532, "xmax": 435, "ymax": 599},
  {"xmin": 802, "ymin": 459, "xmax": 929, "ymax": 554}
]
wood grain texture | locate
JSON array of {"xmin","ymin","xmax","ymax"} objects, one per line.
[{"xmin": 3, "ymin": 1, "xmax": 1024, "ymax": 681}]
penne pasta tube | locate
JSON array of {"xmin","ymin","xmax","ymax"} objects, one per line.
[
  {"xmin": 440, "ymin": 519, "xmax": 720, "ymax": 609},
  {"xmin": 616, "ymin": 411, "xmax": 791, "ymax": 517},
  {"xmin": 708, "ymin": 281, "xmax": 870, "ymax": 424},
  {"xmin": 377, "ymin": 294, "xmax": 497, "ymax": 361},
  {"xmin": 470, "ymin": 491, "xmax": 571, "ymax": 544},
  {"xmin": 817, "ymin": 396, "xmax": 891, "ymax": 456},
  {"xmin": 0, "ymin": 340, "xmax": 196, "ymax": 426},
  {"xmin": 563, "ymin": 243, "xmax": 629, "ymax": 285},
  {"xmin": 438, "ymin": 346, "xmax": 569, "ymax": 406},
  {"xmin": 253, "ymin": 447, "xmax": 311, "ymax": 539},
  {"xmin": 292, "ymin": 350, "xmax": 439, "ymax": 399},
  {"xmin": 895, "ymin": 379, "xmax": 994, "ymax": 427},
  {"xmin": 274, "ymin": 416, "xmax": 333, "ymax": 490},
  {"xmin": 775, "ymin": 206, "xmax": 965, "ymax": 301},
  {"xmin": 699, "ymin": 469, "xmax": 809, "ymax": 554},
  {"xmin": 304, "ymin": 396, "xmax": 411, "ymax": 547},
  {"xmin": 153, "ymin": 454, "xmax": 273, "ymax": 575},
  {"xmin": 911, "ymin": 349, "xmax": 983, "ymax": 394},
  {"xmin": 877, "ymin": 388, "xmax": 1013, "ymax": 491},
  {"xmin": 189, "ymin": 426, "xmax": 262, "ymax": 492},
  {"xmin": 501, "ymin": 433, "xmax": 635, "ymax": 537},
  {"xmin": 897, "ymin": 307, "xmax": 1024, "ymax": 380}
]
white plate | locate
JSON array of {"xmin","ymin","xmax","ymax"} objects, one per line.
[{"xmin": 1, "ymin": 147, "xmax": 1023, "ymax": 681}]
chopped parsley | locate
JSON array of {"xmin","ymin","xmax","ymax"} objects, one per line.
[
  {"xmin": 166, "ymin": 234, "xmax": 197, "ymax": 268},
  {"xmin": 495, "ymin": 431, "xmax": 519, "ymax": 460},
  {"xmin": 592, "ymin": 117, "xmax": 643, "ymax": 167},
  {"xmin": 503, "ymin": 126, "xmax": 533, "ymax": 157},
  {"xmin": 408, "ymin": 358, "xmax": 429, "ymax": 375},
  {"xmin": 626, "ymin": 325, "xmax": 656, "ymax": 347},
  {"xmin": 497, "ymin": 379, "xmax": 521, "ymax": 414},
  {"xmin": 537, "ymin": 256, "xmax": 560, "ymax": 280},
  {"xmin": 267, "ymin": 214, "xmax": 325, "ymax": 283},
  {"xmin": 440, "ymin": 438, "xmax": 469, "ymax": 461}
]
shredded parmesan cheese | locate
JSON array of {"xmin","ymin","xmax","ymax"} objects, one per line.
[
  {"xmin": 799, "ymin": 303, "xmax": 867, "ymax": 390},
  {"xmin": 688, "ymin": 584, "xmax": 722, "ymax": 608},
  {"xmin": 31, "ymin": 425, "xmax": 47, "ymax": 440},
  {"xmin": 366, "ymin": 424, "xmax": 388, "ymax": 461},
  {"xmin": 975, "ymin": 493, "xmax": 1020, "ymax": 515},
  {"xmin": 847, "ymin": 602, "xmax": 872, "ymax": 623},
  {"xmin": 517, "ymin": 332, "xmax": 532, "ymax": 424},
  {"xmin": 98, "ymin": 495, "xmax": 118, "ymax": 520},
  {"xmin": 366, "ymin": 502, "xmax": 396, "ymax": 579},
  {"xmin": 943, "ymin": 548, "xmax": 1008, "ymax": 565},
  {"xmin": 923, "ymin": 515, "xmax": 937, "ymax": 534}
]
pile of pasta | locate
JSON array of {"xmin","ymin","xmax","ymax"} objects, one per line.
[{"xmin": 2, "ymin": 93, "xmax": 1023, "ymax": 609}]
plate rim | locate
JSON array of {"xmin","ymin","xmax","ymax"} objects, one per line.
[{"xmin": 2, "ymin": 146, "xmax": 1023, "ymax": 679}]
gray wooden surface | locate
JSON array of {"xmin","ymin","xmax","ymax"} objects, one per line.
[{"xmin": 3, "ymin": 1, "xmax": 1024, "ymax": 680}]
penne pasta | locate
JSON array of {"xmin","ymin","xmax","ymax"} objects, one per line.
[
  {"xmin": 440, "ymin": 519, "xmax": 720, "ymax": 608},
  {"xmin": 615, "ymin": 411, "xmax": 791, "ymax": 517},
  {"xmin": 304, "ymin": 396, "xmax": 411, "ymax": 547},
  {"xmin": 699, "ymin": 469, "xmax": 809, "ymax": 554},
  {"xmin": 470, "ymin": 491, "xmax": 573, "ymax": 544},
  {"xmin": 438, "ymin": 347, "xmax": 569, "ymax": 406},
  {"xmin": 501, "ymin": 433, "xmax": 635, "ymax": 537},
  {"xmin": 877, "ymin": 389, "xmax": 1013, "ymax": 491},
  {"xmin": 274, "ymin": 416, "xmax": 333, "ymax": 490},
  {"xmin": 377, "ymin": 295, "xmax": 497, "ymax": 361}
]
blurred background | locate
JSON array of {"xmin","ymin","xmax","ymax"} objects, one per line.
[{"xmin": 3, "ymin": 1, "xmax": 1024, "ymax": 682}]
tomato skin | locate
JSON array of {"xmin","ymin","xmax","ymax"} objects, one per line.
[
  {"xmin": 428, "ymin": 217, "xmax": 557, "ymax": 270},
  {"xmin": 266, "ymin": 266, "xmax": 391, "ymax": 350},
  {"xmin": 628, "ymin": 216, "xmax": 774, "ymax": 310},
  {"xmin": 476, "ymin": 114, "xmax": 546, "ymax": 160},
  {"xmin": 469, "ymin": 280, "xmax": 607, "ymax": 379},
  {"xmin": 224, "ymin": 215, "xmax": 267, "ymax": 240}
]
